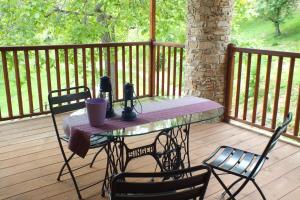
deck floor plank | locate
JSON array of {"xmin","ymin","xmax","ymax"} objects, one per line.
[{"xmin": 0, "ymin": 116, "xmax": 299, "ymax": 200}]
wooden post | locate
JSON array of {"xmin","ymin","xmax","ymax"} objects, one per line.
[
  {"xmin": 224, "ymin": 43, "xmax": 235, "ymax": 122},
  {"xmin": 150, "ymin": 0, "xmax": 156, "ymax": 41},
  {"xmin": 149, "ymin": 0, "xmax": 156, "ymax": 96}
]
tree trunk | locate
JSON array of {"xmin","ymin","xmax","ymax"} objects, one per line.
[
  {"xmin": 101, "ymin": 31, "xmax": 117, "ymax": 99},
  {"xmin": 274, "ymin": 21, "xmax": 281, "ymax": 36}
]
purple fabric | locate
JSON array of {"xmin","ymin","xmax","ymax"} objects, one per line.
[
  {"xmin": 67, "ymin": 98, "xmax": 222, "ymax": 158},
  {"xmin": 86, "ymin": 98, "xmax": 107, "ymax": 127},
  {"xmin": 68, "ymin": 129, "xmax": 90, "ymax": 158}
]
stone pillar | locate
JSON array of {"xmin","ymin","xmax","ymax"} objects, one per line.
[{"xmin": 185, "ymin": 0, "xmax": 234, "ymax": 104}]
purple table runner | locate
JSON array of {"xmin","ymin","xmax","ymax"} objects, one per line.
[{"xmin": 64, "ymin": 97, "xmax": 223, "ymax": 158}]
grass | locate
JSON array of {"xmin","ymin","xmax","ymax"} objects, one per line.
[
  {"xmin": 0, "ymin": 48, "xmax": 186, "ymax": 118},
  {"xmin": 230, "ymin": 11, "xmax": 300, "ymax": 135},
  {"xmin": 232, "ymin": 11, "xmax": 300, "ymax": 52}
]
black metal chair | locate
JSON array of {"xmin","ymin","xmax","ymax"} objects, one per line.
[
  {"xmin": 203, "ymin": 112, "xmax": 293, "ymax": 200},
  {"xmin": 48, "ymin": 86, "xmax": 109, "ymax": 200},
  {"xmin": 110, "ymin": 164, "xmax": 211, "ymax": 200}
]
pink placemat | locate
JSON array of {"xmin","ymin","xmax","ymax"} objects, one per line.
[{"xmin": 65, "ymin": 96, "xmax": 223, "ymax": 158}]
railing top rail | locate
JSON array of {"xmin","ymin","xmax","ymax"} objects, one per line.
[
  {"xmin": 0, "ymin": 41, "xmax": 151, "ymax": 51},
  {"xmin": 234, "ymin": 47, "xmax": 300, "ymax": 58},
  {"xmin": 153, "ymin": 41, "xmax": 185, "ymax": 48}
]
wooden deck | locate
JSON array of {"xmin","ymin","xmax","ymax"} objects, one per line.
[{"xmin": 0, "ymin": 115, "xmax": 300, "ymax": 200}]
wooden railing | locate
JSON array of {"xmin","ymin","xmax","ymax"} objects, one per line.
[
  {"xmin": 153, "ymin": 42, "xmax": 185, "ymax": 96},
  {"xmin": 1, "ymin": 40, "xmax": 300, "ymax": 142},
  {"xmin": 225, "ymin": 44, "xmax": 300, "ymax": 141},
  {"xmin": 0, "ymin": 41, "xmax": 186, "ymax": 121}
]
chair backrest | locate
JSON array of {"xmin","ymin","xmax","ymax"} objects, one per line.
[
  {"xmin": 48, "ymin": 86, "xmax": 91, "ymax": 137},
  {"xmin": 48, "ymin": 86, "xmax": 91, "ymax": 115},
  {"xmin": 111, "ymin": 165, "xmax": 211, "ymax": 200},
  {"xmin": 262, "ymin": 112, "xmax": 293, "ymax": 157},
  {"xmin": 248, "ymin": 113, "xmax": 293, "ymax": 178}
]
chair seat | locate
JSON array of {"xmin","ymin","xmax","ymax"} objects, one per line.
[
  {"xmin": 204, "ymin": 146, "xmax": 267, "ymax": 179},
  {"xmin": 61, "ymin": 134, "xmax": 108, "ymax": 148}
]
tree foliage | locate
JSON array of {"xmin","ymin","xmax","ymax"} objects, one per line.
[
  {"xmin": 256, "ymin": 0, "xmax": 298, "ymax": 36},
  {"xmin": 0, "ymin": 0, "xmax": 186, "ymax": 46}
]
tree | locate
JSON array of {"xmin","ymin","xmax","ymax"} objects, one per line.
[
  {"xmin": 256, "ymin": 0, "xmax": 297, "ymax": 36},
  {"xmin": 0, "ymin": 0, "xmax": 187, "ymax": 46}
]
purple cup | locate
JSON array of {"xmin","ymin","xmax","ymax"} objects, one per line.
[{"xmin": 85, "ymin": 98, "xmax": 107, "ymax": 127}]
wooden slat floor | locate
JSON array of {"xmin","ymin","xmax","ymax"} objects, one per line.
[{"xmin": 1, "ymin": 115, "xmax": 300, "ymax": 200}]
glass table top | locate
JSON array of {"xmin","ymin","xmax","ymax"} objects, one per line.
[{"xmin": 65, "ymin": 96, "xmax": 224, "ymax": 138}]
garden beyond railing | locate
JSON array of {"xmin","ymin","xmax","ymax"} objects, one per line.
[
  {"xmin": 225, "ymin": 45, "xmax": 300, "ymax": 141},
  {"xmin": 1, "ymin": 41, "xmax": 299, "ymax": 142},
  {"xmin": 0, "ymin": 41, "xmax": 185, "ymax": 121}
]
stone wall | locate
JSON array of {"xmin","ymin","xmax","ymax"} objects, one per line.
[{"xmin": 185, "ymin": 0, "xmax": 234, "ymax": 104}]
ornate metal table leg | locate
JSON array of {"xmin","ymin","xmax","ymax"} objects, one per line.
[
  {"xmin": 101, "ymin": 124, "xmax": 192, "ymax": 196},
  {"xmin": 168, "ymin": 123, "xmax": 191, "ymax": 169},
  {"xmin": 101, "ymin": 137, "xmax": 126, "ymax": 197},
  {"xmin": 154, "ymin": 128, "xmax": 192, "ymax": 180}
]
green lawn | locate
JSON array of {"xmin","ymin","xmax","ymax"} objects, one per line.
[
  {"xmin": 232, "ymin": 12, "xmax": 300, "ymax": 52},
  {"xmin": 231, "ymin": 11, "xmax": 300, "ymax": 134}
]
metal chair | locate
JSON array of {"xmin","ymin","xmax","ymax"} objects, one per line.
[
  {"xmin": 48, "ymin": 86, "xmax": 109, "ymax": 199},
  {"xmin": 110, "ymin": 164, "xmax": 211, "ymax": 200},
  {"xmin": 203, "ymin": 113, "xmax": 293, "ymax": 200}
]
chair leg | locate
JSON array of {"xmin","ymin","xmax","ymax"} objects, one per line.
[
  {"xmin": 65, "ymin": 158, "xmax": 82, "ymax": 199},
  {"xmin": 211, "ymin": 169, "xmax": 237, "ymax": 200},
  {"xmin": 57, "ymin": 153, "xmax": 75, "ymax": 181},
  {"xmin": 90, "ymin": 146, "xmax": 105, "ymax": 168},
  {"xmin": 226, "ymin": 178, "xmax": 251, "ymax": 200},
  {"xmin": 59, "ymin": 150, "xmax": 82, "ymax": 199},
  {"xmin": 101, "ymin": 147, "xmax": 110, "ymax": 197},
  {"xmin": 252, "ymin": 180, "xmax": 267, "ymax": 200},
  {"xmin": 221, "ymin": 177, "xmax": 243, "ymax": 198}
]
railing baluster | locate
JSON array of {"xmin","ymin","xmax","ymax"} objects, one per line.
[
  {"xmin": 1, "ymin": 50, "xmax": 13, "ymax": 117},
  {"xmin": 64, "ymin": 49, "xmax": 70, "ymax": 93},
  {"xmin": 167, "ymin": 46, "xmax": 171, "ymax": 96},
  {"xmin": 114, "ymin": 46, "xmax": 119, "ymax": 99},
  {"xmin": 107, "ymin": 47, "xmax": 111, "ymax": 77},
  {"xmin": 13, "ymin": 51, "xmax": 23, "ymax": 116},
  {"xmin": 54, "ymin": 49, "xmax": 61, "ymax": 95},
  {"xmin": 261, "ymin": 55, "xmax": 272, "ymax": 126},
  {"xmin": 149, "ymin": 43, "xmax": 155, "ymax": 96},
  {"xmin": 178, "ymin": 48, "xmax": 183, "ymax": 96},
  {"xmin": 272, "ymin": 56, "xmax": 283, "ymax": 129},
  {"xmin": 99, "ymin": 47, "xmax": 103, "ymax": 77},
  {"xmin": 35, "ymin": 50, "xmax": 43, "ymax": 112},
  {"xmin": 122, "ymin": 46, "xmax": 126, "ymax": 87},
  {"xmin": 143, "ymin": 45, "xmax": 146, "ymax": 96},
  {"xmin": 161, "ymin": 46, "xmax": 165, "ymax": 95},
  {"xmin": 45, "ymin": 50, "xmax": 52, "ymax": 93},
  {"xmin": 129, "ymin": 46, "xmax": 132, "ymax": 83},
  {"xmin": 73, "ymin": 48, "xmax": 79, "ymax": 92},
  {"xmin": 226, "ymin": 44, "xmax": 235, "ymax": 118},
  {"xmin": 294, "ymin": 85, "xmax": 300, "ymax": 136},
  {"xmin": 24, "ymin": 50, "xmax": 34, "ymax": 113},
  {"xmin": 243, "ymin": 53, "xmax": 252, "ymax": 120},
  {"xmin": 156, "ymin": 45, "xmax": 160, "ymax": 96},
  {"xmin": 136, "ymin": 45, "xmax": 139, "ymax": 96},
  {"xmin": 235, "ymin": 52, "xmax": 243, "ymax": 117},
  {"xmin": 284, "ymin": 57, "xmax": 295, "ymax": 119},
  {"xmin": 252, "ymin": 54, "xmax": 261, "ymax": 123},
  {"xmin": 91, "ymin": 47, "xmax": 96, "ymax": 97},
  {"xmin": 82, "ymin": 48, "xmax": 87, "ymax": 87},
  {"xmin": 172, "ymin": 47, "xmax": 177, "ymax": 96}
]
